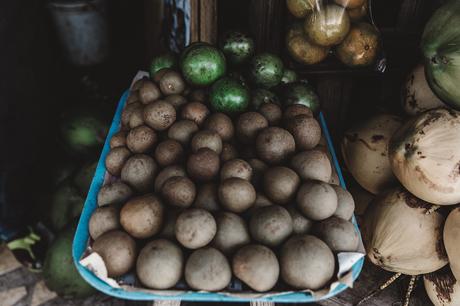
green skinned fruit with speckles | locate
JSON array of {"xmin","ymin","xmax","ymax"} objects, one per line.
[
  {"xmin": 210, "ymin": 77, "xmax": 250, "ymax": 114},
  {"xmin": 283, "ymin": 82, "xmax": 321, "ymax": 114},
  {"xmin": 181, "ymin": 43, "xmax": 226, "ymax": 86},
  {"xmin": 220, "ymin": 31, "xmax": 255, "ymax": 65},
  {"xmin": 60, "ymin": 112, "xmax": 108, "ymax": 155},
  {"xmin": 43, "ymin": 223, "xmax": 95, "ymax": 298},
  {"xmin": 249, "ymin": 53, "xmax": 284, "ymax": 88},
  {"xmin": 149, "ymin": 52, "xmax": 177, "ymax": 77},
  {"xmin": 422, "ymin": 0, "xmax": 460, "ymax": 110}
]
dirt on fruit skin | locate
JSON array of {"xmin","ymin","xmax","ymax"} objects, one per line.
[
  {"xmin": 250, "ymin": 53, "xmax": 284, "ymax": 88},
  {"xmin": 425, "ymin": 266, "xmax": 456, "ymax": 303},
  {"xmin": 336, "ymin": 22, "xmax": 380, "ymax": 67},
  {"xmin": 400, "ymin": 190, "xmax": 432, "ymax": 210}
]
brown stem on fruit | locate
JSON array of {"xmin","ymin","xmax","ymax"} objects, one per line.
[
  {"xmin": 403, "ymin": 275, "xmax": 418, "ymax": 306},
  {"xmin": 355, "ymin": 272, "xmax": 403, "ymax": 305},
  {"xmin": 426, "ymin": 205, "xmax": 441, "ymax": 215}
]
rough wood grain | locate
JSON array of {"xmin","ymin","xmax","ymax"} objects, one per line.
[
  {"xmin": 199, "ymin": 0, "xmax": 217, "ymax": 44},
  {"xmin": 316, "ymin": 76, "xmax": 353, "ymax": 147},
  {"xmin": 317, "ymin": 261, "xmax": 432, "ymax": 306},
  {"xmin": 0, "ymin": 244, "xmax": 22, "ymax": 276},
  {"xmin": 30, "ymin": 280, "xmax": 57, "ymax": 306},
  {"xmin": 190, "ymin": 0, "xmax": 200, "ymax": 43},
  {"xmin": 143, "ymin": 0, "xmax": 165, "ymax": 65},
  {"xmin": 0, "ymin": 286, "xmax": 27, "ymax": 306},
  {"xmin": 249, "ymin": 0, "xmax": 285, "ymax": 53}
]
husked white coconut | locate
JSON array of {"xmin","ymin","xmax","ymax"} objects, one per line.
[
  {"xmin": 424, "ymin": 267, "xmax": 460, "ymax": 306},
  {"xmin": 444, "ymin": 208, "xmax": 460, "ymax": 280},
  {"xmin": 402, "ymin": 64, "xmax": 445, "ymax": 116},
  {"xmin": 341, "ymin": 114, "xmax": 402, "ymax": 194},
  {"xmin": 362, "ymin": 186, "xmax": 448, "ymax": 275},
  {"xmin": 389, "ymin": 108, "xmax": 460, "ymax": 205}
]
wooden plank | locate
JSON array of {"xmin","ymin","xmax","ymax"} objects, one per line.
[
  {"xmin": 0, "ymin": 286, "xmax": 27, "ymax": 306},
  {"xmin": 199, "ymin": 0, "xmax": 217, "ymax": 44},
  {"xmin": 30, "ymin": 280, "xmax": 57, "ymax": 306},
  {"xmin": 318, "ymin": 261, "xmax": 432, "ymax": 306},
  {"xmin": 315, "ymin": 76, "xmax": 353, "ymax": 147},
  {"xmin": 267, "ymin": 0, "xmax": 285, "ymax": 53},
  {"xmin": 190, "ymin": 0, "xmax": 200, "ymax": 43},
  {"xmin": 143, "ymin": 0, "xmax": 165, "ymax": 65},
  {"xmin": 0, "ymin": 244, "xmax": 21, "ymax": 276},
  {"xmin": 249, "ymin": 0, "xmax": 285, "ymax": 53},
  {"xmin": 396, "ymin": 0, "xmax": 428, "ymax": 33},
  {"xmin": 250, "ymin": 0, "xmax": 266, "ymax": 52}
]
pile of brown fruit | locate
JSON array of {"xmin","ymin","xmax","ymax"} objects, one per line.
[{"xmin": 88, "ymin": 68, "xmax": 360, "ymax": 293}]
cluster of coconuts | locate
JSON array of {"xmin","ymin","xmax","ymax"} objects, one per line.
[
  {"xmin": 87, "ymin": 68, "xmax": 360, "ymax": 293},
  {"xmin": 342, "ymin": 94, "xmax": 460, "ymax": 303},
  {"xmin": 286, "ymin": 0, "xmax": 380, "ymax": 67}
]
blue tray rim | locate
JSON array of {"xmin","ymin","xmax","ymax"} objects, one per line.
[{"xmin": 72, "ymin": 89, "xmax": 365, "ymax": 303}]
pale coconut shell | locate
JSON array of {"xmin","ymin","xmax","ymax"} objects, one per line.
[
  {"xmin": 389, "ymin": 108, "xmax": 460, "ymax": 205},
  {"xmin": 402, "ymin": 64, "xmax": 445, "ymax": 116},
  {"xmin": 424, "ymin": 266, "xmax": 460, "ymax": 306},
  {"xmin": 341, "ymin": 114, "xmax": 402, "ymax": 194},
  {"xmin": 444, "ymin": 208, "xmax": 460, "ymax": 280},
  {"xmin": 362, "ymin": 186, "xmax": 448, "ymax": 275}
]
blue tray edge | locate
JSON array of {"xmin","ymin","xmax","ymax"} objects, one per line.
[{"xmin": 72, "ymin": 90, "xmax": 365, "ymax": 303}]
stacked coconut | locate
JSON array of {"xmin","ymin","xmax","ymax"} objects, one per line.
[{"xmin": 342, "ymin": 65, "xmax": 460, "ymax": 305}]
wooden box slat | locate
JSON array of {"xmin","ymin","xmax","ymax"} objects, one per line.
[{"xmin": 190, "ymin": 0, "xmax": 217, "ymax": 44}]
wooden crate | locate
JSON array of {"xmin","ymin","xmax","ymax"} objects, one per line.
[
  {"xmin": 181, "ymin": 0, "xmax": 441, "ymax": 142},
  {"xmin": 142, "ymin": 0, "xmax": 442, "ymax": 150}
]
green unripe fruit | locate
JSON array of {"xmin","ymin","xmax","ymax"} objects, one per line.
[
  {"xmin": 181, "ymin": 43, "xmax": 226, "ymax": 86},
  {"xmin": 249, "ymin": 53, "xmax": 284, "ymax": 88},
  {"xmin": 149, "ymin": 52, "xmax": 177, "ymax": 77},
  {"xmin": 210, "ymin": 77, "xmax": 250, "ymax": 114},
  {"xmin": 220, "ymin": 31, "xmax": 255, "ymax": 65}
]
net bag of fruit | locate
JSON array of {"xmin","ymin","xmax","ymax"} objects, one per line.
[{"xmin": 286, "ymin": 0, "xmax": 385, "ymax": 71}]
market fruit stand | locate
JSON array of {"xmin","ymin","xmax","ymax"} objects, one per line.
[{"xmin": 0, "ymin": 0, "xmax": 458, "ymax": 305}]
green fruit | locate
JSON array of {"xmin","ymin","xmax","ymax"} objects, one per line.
[
  {"xmin": 49, "ymin": 181, "xmax": 85, "ymax": 231},
  {"xmin": 283, "ymin": 82, "xmax": 321, "ymax": 114},
  {"xmin": 249, "ymin": 53, "xmax": 284, "ymax": 88},
  {"xmin": 281, "ymin": 69, "xmax": 298, "ymax": 84},
  {"xmin": 60, "ymin": 113, "xmax": 108, "ymax": 155},
  {"xmin": 149, "ymin": 52, "xmax": 177, "ymax": 77},
  {"xmin": 181, "ymin": 43, "xmax": 226, "ymax": 86},
  {"xmin": 43, "ymin": 224, "xmax": 95, "ymax": 298},
  {"xmin": 73, "ymin": 161, "xmax": 97, "ymax": 196},
  {"xmin": 251, "ymin": 88, "xmax": 280, "ymax": 109},
  {"xmin": 180, "ymin": 42, "xmax": 209, "ymax": 62},
  {"xmin": 421, "ymin": 0, "xmax": 460, "ymax": 110},
  {"xmin": 210, "ymin": 77, "xmax": 250, "ymax": 113},
  {"xmin": 220, "ymin": 31, "xmax": 255, "ymax": 65}
]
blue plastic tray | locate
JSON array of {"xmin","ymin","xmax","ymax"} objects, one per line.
[{"xmin": 73, "ymin": 90, "xmax": 364, "ymax": 303}]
